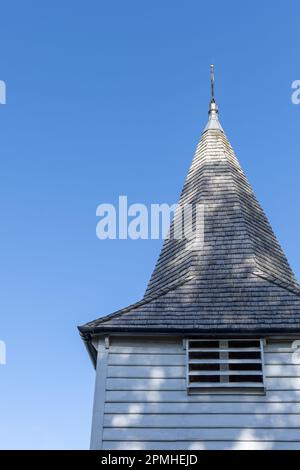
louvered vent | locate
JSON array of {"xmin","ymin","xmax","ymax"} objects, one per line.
[{"xmin": 187, "ymin": 339, "xmax": 265, "ymax": 393}]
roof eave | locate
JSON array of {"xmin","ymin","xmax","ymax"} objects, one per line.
[
  {"xmin": 79, "ymin": 324, "xmax": 300, "ymax": 337},
  {"xmin": 78, "ymin": 329, "xmax": 97, "ymax": 369}
]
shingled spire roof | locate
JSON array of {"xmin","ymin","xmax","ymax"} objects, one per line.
[{"xmin": 79, "ymin": 67, "xmax": 300, "ymax": 341}]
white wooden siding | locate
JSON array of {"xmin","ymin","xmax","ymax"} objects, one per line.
[{"xmin": 92, "ymin": 336, "xmax": 300, "ymax": 450}]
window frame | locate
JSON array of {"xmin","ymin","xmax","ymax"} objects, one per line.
[{"xmin": 186, "ymin": 338, "xmax": 266, "ymax": 395}]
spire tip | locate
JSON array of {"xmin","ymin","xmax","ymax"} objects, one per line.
[
  {"xmin": 204, "ymin": 64, "xmax": 223, "ymax": 132},
  {"xmin": 209, "ymin": 64, "xmax": 218, "ymax": 114},
  {"xmin": 210, "ymin": 64, "xmax": 215, "ymax": 101}
]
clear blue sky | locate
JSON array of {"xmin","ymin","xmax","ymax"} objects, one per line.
[{"xmin": 0, "ymin": 1, "xmax": 299, "ymax": 449}]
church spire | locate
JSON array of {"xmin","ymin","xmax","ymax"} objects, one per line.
[
  {"xmin": 79, "ymin": 67, "xmax": 300, "ymax": 339},
  {"xmin": 204, "ymin": 64, "xmax": 223, "ymax": 131}
]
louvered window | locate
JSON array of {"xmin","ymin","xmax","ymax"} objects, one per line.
[{"xmin": 186, "ymin": 339, "xmax": 265, "ymax": 393}]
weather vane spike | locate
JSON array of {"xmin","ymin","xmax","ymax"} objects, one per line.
[{"xmin": 210, "ymin": 64, "xmax": 215, "ymax": 102}]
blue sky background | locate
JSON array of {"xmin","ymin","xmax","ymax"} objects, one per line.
[{"xmin": 0, "ymin": 0, "xmax": 299, "ymax": 449}]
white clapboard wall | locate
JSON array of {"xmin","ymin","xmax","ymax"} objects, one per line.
[{"xmin": 91, "ymin": 336, "xmax": 300, "ymax": 450}]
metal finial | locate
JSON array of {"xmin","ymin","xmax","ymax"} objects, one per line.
[
  {"xmin": 210, "ymin": 64, "xmax": 215, "ymax": 102},
  {"xmin": 204, "ymin": 64, "xmax": 222, "ymax": 131},
  {"xmin": 208, "ymin": 64, "xmax": 218, "ymax": 114}
]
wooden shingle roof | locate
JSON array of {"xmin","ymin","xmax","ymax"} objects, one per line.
[{"xmin": 79, "ymin": 97, "xmax": 300, "ymax": 337}]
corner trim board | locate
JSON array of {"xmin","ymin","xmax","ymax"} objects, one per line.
[{"xmin": 90, "ymin": 344, "xmax": 108, "ymax": 450}]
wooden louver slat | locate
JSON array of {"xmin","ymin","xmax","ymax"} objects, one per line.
[{"xmin": 187, "ymin": 339, "xmax": 265, "ymax": 393}]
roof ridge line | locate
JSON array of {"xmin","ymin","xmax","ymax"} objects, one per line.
[
  {"xmin": 143, "ymin": 273, "xmax": 195, "ymax": 301},
  {"xmin": 219, "ymin": 135, "xmax": 299, "ymax": 291},
  {"xmin": 78, "ymin": 273, "xmax": 195, "ymax": 332},
  {"xmin": 253, "ymin": 269, "xmax": 300, "ymax": 297}
]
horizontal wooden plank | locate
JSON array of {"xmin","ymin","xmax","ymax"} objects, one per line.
[
  {"xmin": 264, "ymin": 352, "xmax": 293, "ymax": 365},
  {"xmin": 104, "ymin": 402, "xmax": 300, "ymax": 415},
  {"xmin": 107, "ymin": 354, "xmax": 298, "ymax": 368},
  {"xmin": 265, "ymin": 365, "xmax": 300, "ymax": 377},
  {"xmin": 102, "ymin": 441, "xmax": 300, "ymax": 450},
  {"xmin": 107, "ymin": 366, "xmax": 185, "ymax": 379},
  {"xmin": 265, "ymin": 341, "xmax": 293, "ymax": 351},
  {"xmin": 264, "ymin": 352, "xmax": 294, "ymax": 365},
  {"xmin": 108, "ymin": 346, "xmax": 183, "ymax": 354},
  {"xmin": 266, "ymin": 377, "xmax": 300, "ymax": 389},
  {"xmin": 103, "ymin": 427, "xmax": 300, "ymax": 442},
  {"xmin": 106, "ymin": 389, "xmax": 300, "ymax": 403},
  {"xmin": 105, "ymin": 377, "xmax": 300, "ymax": 391},
  {"xmin": 106, "ymin": 378, "xmax": 185, "ymax": 390},
  {"xmin": 105, "ymin": 339, "xmax": 295, "ymax": 354},
  {"xmin": 107, "ymin": 343, "xmax": 295, "ymax": 355},
  {"xmin": 106, "ymin": 364, "xmax": 300, "ymax": 379},
  {"xmin": 108, "ymin": 354, "xmax": 185, "ymax": 366},
  {"xmin": 103, "ymin": 413, "xmax": 300, "ymax": 428},
  {"xmin": 265, "ymin": 347, "xmax": 295, "ymax": 353},
  {"xmin": 109, "ymin": 338, "xmax": 183, "ymax": 354},
  {"xmin": 110, "ymin": 337, "xmax": 181, "ymax": 347}
]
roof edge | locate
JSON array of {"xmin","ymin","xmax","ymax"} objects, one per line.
[
  {"xmin": 79, "ymin": 325, "xmax": 300, "ymax": 336},
  {"xmin": 78, "ymin": 273, "xmax": 194, "ymax": 332},
  {"xmin": 253, "ymin": 270, "xmax": 300, "ymax": 297}
]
